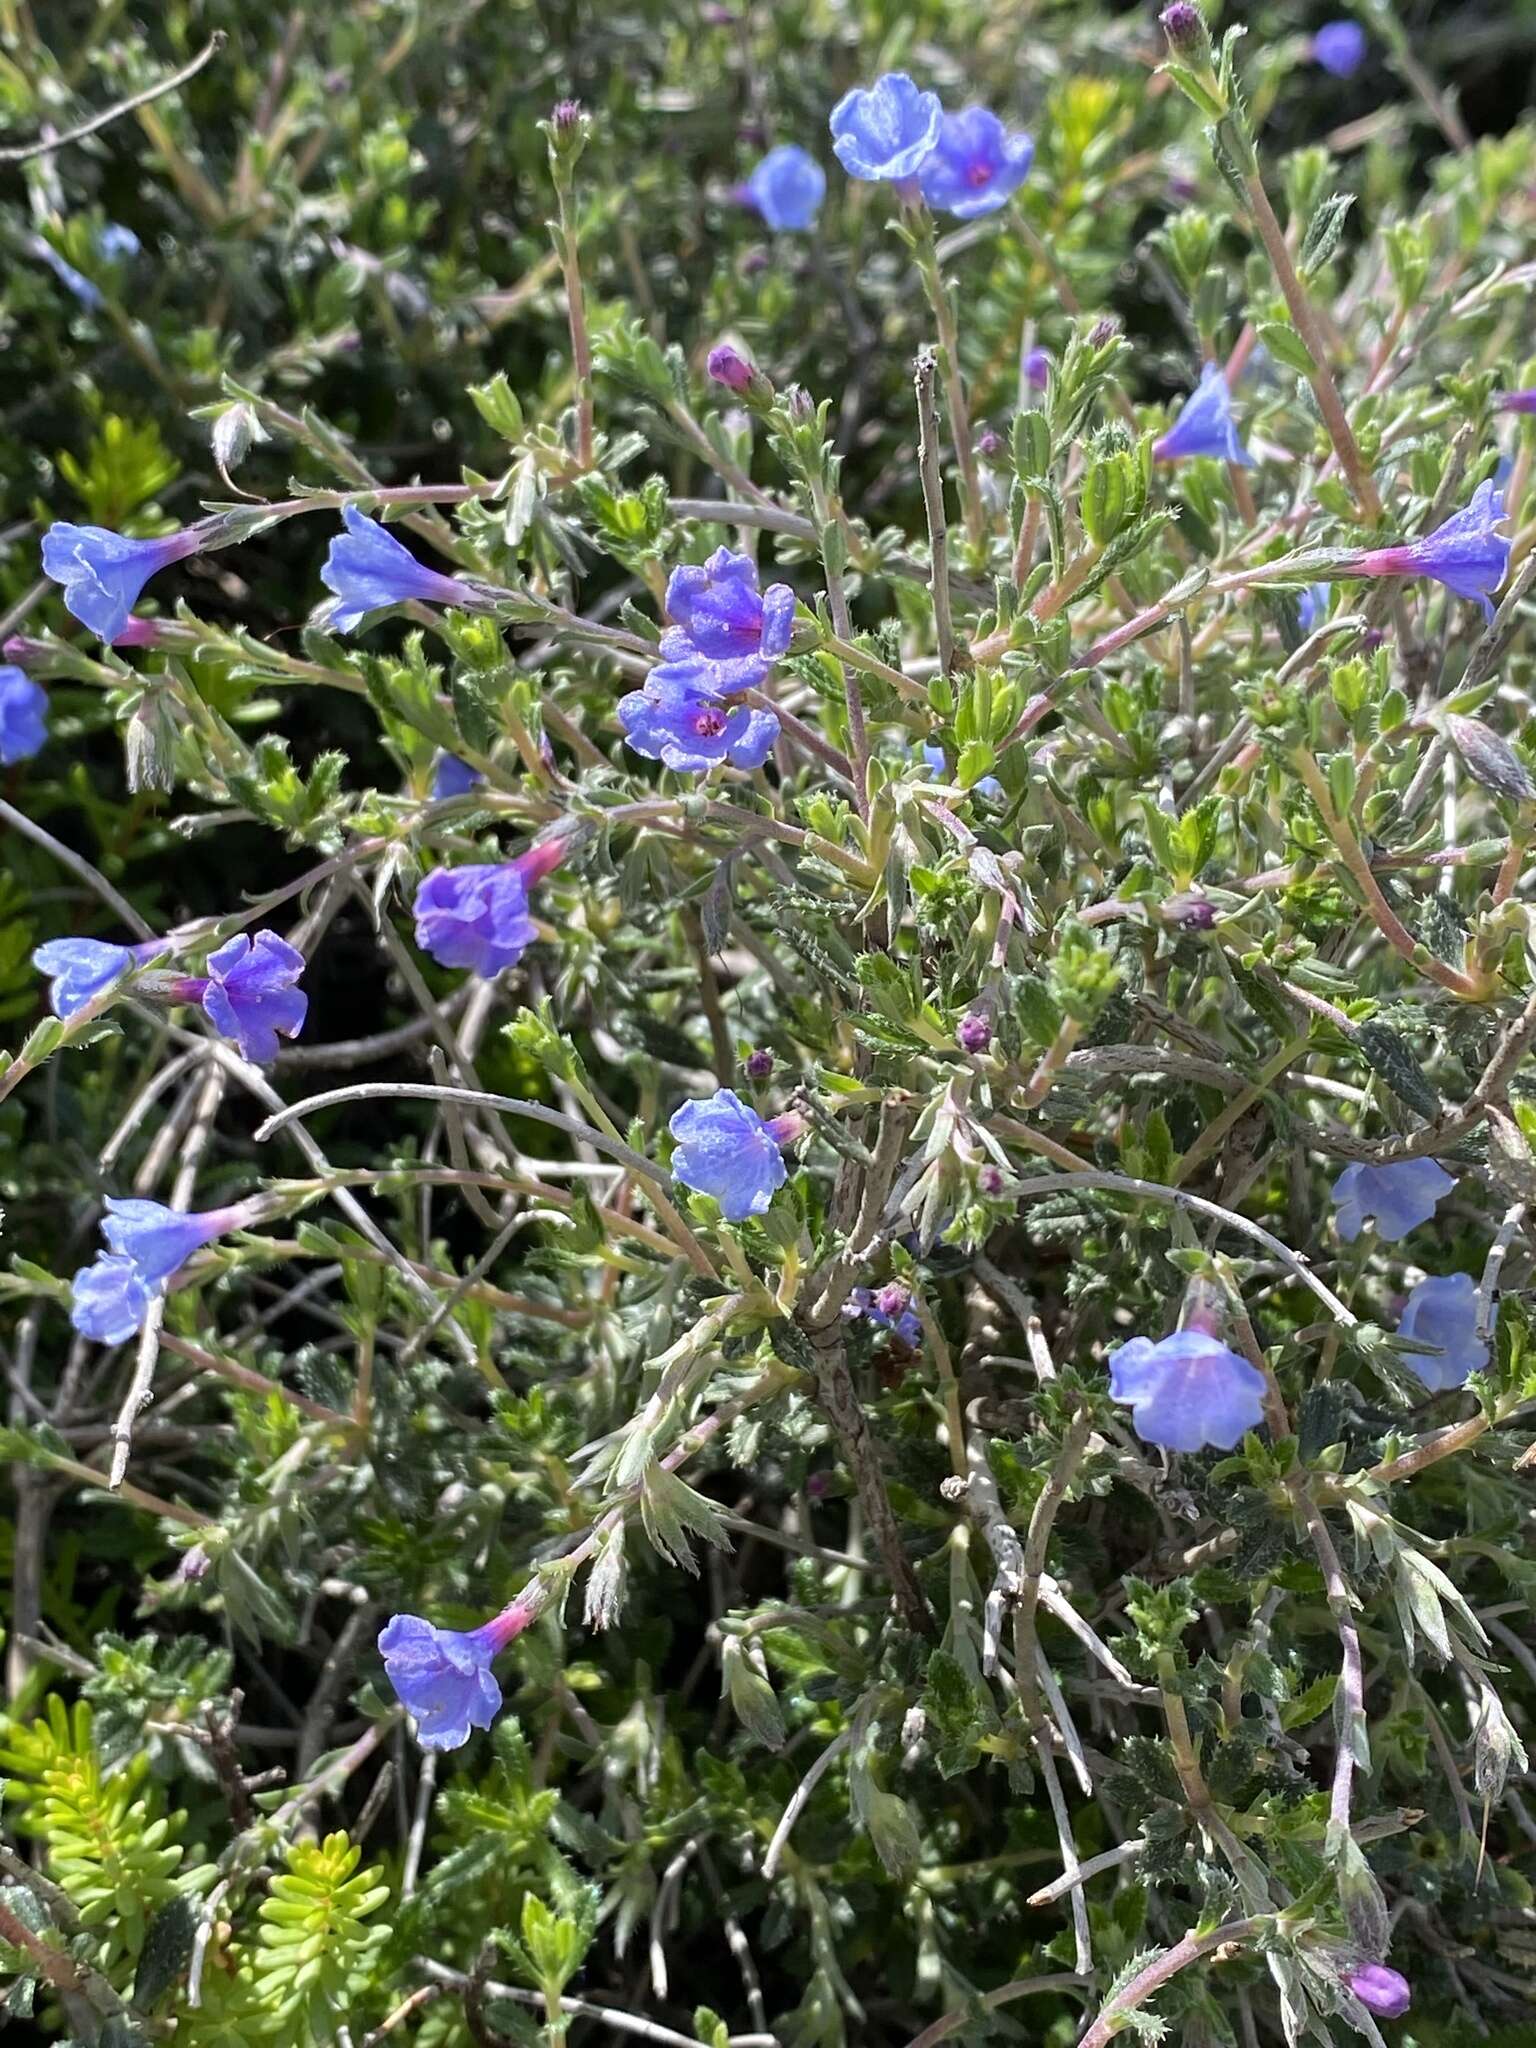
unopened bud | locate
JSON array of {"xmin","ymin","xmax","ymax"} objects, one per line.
[
  {"xmin": 1160, "ymin": 1, "xmax": 1211, "ymax": 60},
  {"xmin": 745, "ymin": 1047, "xmax": 774, "ymax": 1080},
  {"xmin": 957, "ymin": 1012, "xmax": 992, "ymax": 1053},
  {"xmin": 707, "ymin": 343, "xmax": 754, "ymax": 393}
]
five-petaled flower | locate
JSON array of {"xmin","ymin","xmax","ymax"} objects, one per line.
[
  {"xmin": 378, "ymin": 1597, "xmax": 538, "ymax": 1750},
  {"xmin": 320, "ymin": 507, "xmax": 476, "ymax": 633},
  {"xmin": 1313, "ymin": 20, "xmax": 1368, "ymax": 76},
  {"xmin": 744, "ymin": 145, "xmax": 826, "ymax": 230},
  {"xmin": 1396, "ymin": 1272, "xmax": 1489, "ymax": 1391},
  {"xmin": 1153, "ymin": 363, "xmax": 1252, "ymax": 467},
  {"xmin": 829, "ymin": 73, "xmax": 943, "ymax": 183},
  {"xmin": 1107, "ymin": 1329, "xmax": 1267, "ymax": 1451},
  {"xmin": 619, "ymin": 677, "xmax": 779, "ymax": 773},
  {"xmin": 652, "ymin": 548, "xmax": 795, "ymax": 698},
  {"xmin": 0, "ymin": 666, "xmax": 48, "ymax": 763},
  {"xmin": 32, "ymin": 937, "xmax": 165, "ymax": 1019},
  {"xmin": 413, "ymin": 841, "xmax": 564, "ymax": 978},
  {"xmin": 195, "ymin": 932, "xmax": 309, "ymax": 1064},
  {"xmin": 69, "ymin": 1255, "xmax": 154, "ymax": 1345},
  {"xmin": 668, "ymin": 1088, "xmax": 800, "ymax": 1219},
  {"xmin": 1332, "ymin": 1158, "xmax": 1455, "ymax": 1242},
  {"xmin": 1354, "ymin": 480, "xmax": 1510, "ymax": 621},
  {"xmin": 1346, "ymin": 1964, "xmax": 1410, "ymax": 2018},
  {"xmin": 41, "ymin": 523, "xmax": 205, "ymax": 642},
  {"xmin": 916, "ymin": 108, "xmax": 1034, "ymax": 219}
]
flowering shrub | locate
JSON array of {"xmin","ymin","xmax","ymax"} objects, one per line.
[{"xmin": 5, "ymin": 4, "xmax": 1536, "ymax": 2045}]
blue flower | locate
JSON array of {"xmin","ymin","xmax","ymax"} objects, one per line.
[
  {"xmin": 101, "ymin": 1197, "xmax": 243, "ymax": 1288},
  {"xmin": 1356, "ymin": 481, "xmax": 1510, "ymax": 622},
  {"xmin": 652, "ymin": 548, "xmax": 795, "ymax": 697},
  {"xmin": 1313, "ymin": 20, "xmax": 1367, "ymax": 76},
  {"xmin": 30, "ymin": 237, "xmax": 102, "ymax": 308},
  {"xmin": 829, "ymin": 73, "xmax": 943, "ymax": 183},
  {"xmin": 70, "ymin": 1255, "xmax": 154, "ymax": 1344},
  {"xmin": 618, "ymin": 678, "xmax": 779, "ymax": 773},
  {"xmin": 1153, "ymin": 363, "xmax": 1253, "ymax": 467},
  {"xmin": 1107, "ymin": 1330, "xmax": 1267, "ymax": 1452},
  {"xmin": 199, "ymin": 932, "xmax": 308, "ymax": 1064},
  {"xmin": 1498, "ymin": 390, "xmax": 1536, "ymax": 415},
  {"xmin": 378, "ymin": 1600, "xmax": 534, "ymax": 1750},
  {"xmin": 96, "ymin": 223, "xmax": 141, "ymax": 261},
  {"xmin": 41, "ymin": 523, "xmax": 203, "ymax": 642},
  {"xmin": 1024, "ymin": 346, "xmax": 1050, "ymax": 391},
  {"xmin": 745, "ymin": 145, "xmax": 826, "ymax": 231},
  {"xmin": 32, "ymin": 937, "xmax": 164, "ymax": 1019},
  {"xmin": 431, "ymin": 752, "xmax": 482, "ymax": 800},
  {"xmin": 1396, "ymin": 1272, "xmax": 1489, "ymax": 1392},
  {"xmin": 1296, "ymin": 583, "xmax": 1331, "ymax": 634},
  {"xmin": 320, "ymin": 507, "xmax": 474, "ymax": 633},
  {"xmin": 0, "ymin": 667, "xmax": 47, "ymax": 763},
  {"xmin": 413, "ymin": 843, "xmax": 562, "ymax": 977},
  {"xmin": 916, "ymin": 108, "xmax": 1034, "ymax": 219},
  {"xmin": 1331, "ymin": 1158, "xmax": 1455, "ymax": 1242},
  {"xmin": 668, "ymin": 1088, "xmax": 796, "ymax": 1220},
  {"xmin": 844, "ymin": 1284, "xmax": 922, "ymax": 1347}
]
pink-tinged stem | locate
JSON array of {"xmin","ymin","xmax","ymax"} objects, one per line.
[{"xmin": 1078, "ymin": 1918, "xmax": 1266, "ymax": 2048}]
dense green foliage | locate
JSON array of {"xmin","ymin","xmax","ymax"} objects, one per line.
[{"xmin": 3, "ymin": 3, "xmax": 1536, "ymax": 2046}]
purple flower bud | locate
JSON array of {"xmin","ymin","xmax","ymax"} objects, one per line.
[
  {"xmin": 1355, "ymin": 481, "xmax": 1510, "ymax": 622},
  {"xmin": 829, "ymin": 73, "xmax": 943, "ymax": 184},
  {"xmin": 1088, "ymin": 317, "xmax": 1119, "ymax": 350},
  {"xmin": 1332, "ymin": 1158, "xmax": 1455, "ymax": 1243},
  {"xmin": 805, "ymin": 1469, "xmax": 831, "ymax": 1499},
  {"xmin": 843, "ymin": 1285, "xmax": 922, "ymax": 1348},
  {"xmin": 69, "ymin": 1254, "xmax": 153, "ymax": 1343},
  {"xmin": 177, "ymin": 1545, "xmax": 212, "ymax": 1582},
  {"xmin": 414, "ymin": 842, "xmax": 563, "ymax": 978},
  {"xmin": 1160, "ymin": 1, "xmax": 1210, "ymax": 59},
  {"xmin": 1396, "ymin": 1272, "xmax": 1489, "ymax": 1391},
  {"xmin": 978, "ymin": 1165, "xmax": 1005, "ymax": 1196},
  {"xmin": 1313, "ymin": 21, "xmax": 1368, "ymax": 77},
  {"xmin": 41, "ymin": 523, "xmax": 205, "ymax": 643},
  {"xmin": 743, "ymin": 145, "xmax": 826, "ymax": 231},
  {"xmin": 917, "ymin": 108, "xmax": 1034, "ymax": 220},
  {"xmin": 668, "ymin": 1087, "xmax": 790, "ymax": 1219},
  {"xmin": 198, "ymin": 931, "xmax": 308, "ymax": 1064},
  {"xmin": 1109, "ymin": 1329, "xmax": 1267, "ymax": 1451},
  {"xmin": 112, "ymin": 615, "xmax": 173, "ymax": 649},
  {"xmin": 1162, "ymin": 891, "xmax": 1216, "ymax": 929},
  {"xmin": 977, "ymin": 427, "xmax": 1004, "ymax": 459},
  {"xmin": 1346, "ymin": 1965, "xmax": 1410, "ymax": 2018},
  {"xmin": 1497, "ymin": 389, "xmax": 1536, "ymax": 415},
  {"xmin": 707, "ymin": 344, "xmax": 755, "ymax": 392},
  {"xmin": 1024, "ymin": 346, "xmax": 1050, "ymax": 390},
  {"xmin": 957, "ymin": 1012, "xmax": 992, "ymax": 1054},
  {"xmin": 320, "ymin": 507, "xmax": 476, "ymax": 634},
  {"xmin": 745, "ymin": 1048, "xmax": 774, "ymax": 1080},
  {"xmin": 32, "ymin": 936, "xmax": 165, "ymax": 1019},
  {"xmin": 0, "ymin": 667, "xmax": 47, "ymax": 764},
  {"xmin": 1154, "ymin": 363, "xmax": 1253, "ymax": 467},
  {"xmin": 378, "ymin": 1595, "xmax": 538, "ymax": 1750},
  {"xmin": 873, "ymin": 1281, "xmax": 910, "ymax": 1321},
  {"xmin": 551, "ymin": 99, "xmax": 583, "ymax": 132}
]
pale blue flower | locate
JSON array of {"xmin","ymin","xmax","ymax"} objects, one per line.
[
  {"xmin": 916, "ymin": 108, "xmax": 1034, "ymax": 219},
  {"xmin": 70, "ymin": 1255, "xmax": 153, "ymax": 1343},
  {"xmin": 378, "ymin": 1599, "xmax": 535, "ymax": 1750},
  {"xmin": 1108, "ymin": 1329, "xmax": 1267, "ymax": 1451},
  {"xmin": 1313, "ymin": 21, "xmax": 1367, "ymax": 76},
  {"xmin": 829, "ymin": 73, "xmax": 943, "ymax": 183},
  {"xmin": 1332, "ymin": 1159, "xmax": 1455, "ymax": 1242},
  {"xmin": 745, "ymin": 145, "xmax": 826, "ymax": 230},
  {"xmin": 1356, "ymin": 481, "xmax": 1510, "ymax": 621},
  {"xmin": 0, "ymin": 667, "xmax": 47, "ymax": 762},
  {"xmin": 1153, "ymin": 363, "xmax": 1252, "ymax": 467},
  {"xmin": 1396, "ymin": 1272, "xmax": 1489, "ymax": 1392},
  {"xmin": 668, "ymin": 1088, "xmax": 796, "ymax": 1219}
]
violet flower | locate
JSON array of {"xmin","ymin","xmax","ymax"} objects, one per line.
[
  {"xmin": 1346, "ymin": 1964, "xmax": 1410, "ymax": 2018},
  {"xmin": 1024, "ymin": 346, "xmax": 1050, "ymax": 391},
  {"xmin": 1497, "ymin": 390, "xmax": 1536, "ymax": 415},
  {"xmin": 1354, "ymin": 481, "xmax": 1510, "ymax": 621},
  {"xmin": 69, "ymin": 1255, "xmax": 154, "ymax": 1344},
  {"xmin": 431, "ymin": 753, "xmax": 482, "ymax": 800},
  {"xmin": 668, "ymin": 1088, "xmax": 801, "ymax": 1219},
  {"xmin": 1107, "ymin": 1329, "xmax": 1267, "ymax": 1451},
  {"xmin": 41, "ymin": 523, "xmax": 205, "ymax": 642},
  {"xmin": 100, "ymin": 1196, "xmax": 255, "ymax": 1288},
  {"xmin": 917, "ymin": 108, "xmax": 1034, "ymax": 219},
  {"xmin": 193, "ymin": 932, "xmax": 308, "ymax": 1064},
  {"xmin": 618, "ymin": 678, "xmax": 779, "ymax": 773},
  {"xmin": 652, "ymin": 548, "xmax": 795, "ymax": 697},
  {"xmin": 0, "ymin": 667, "xmax": 48, "ymax": 763},
  {"xmin": 829, "ymin": 73, "xmax": 943, "ymax": 183},
  {"xmin": 320, "ymin": 507, "xmax": 476, "ymax": 633},
  {"xmin": 32, "ymin": 937, "xmax": 165, "ymax": 1019},
  {"xmin": 1296, "ymin": 583, "xmax": 1330, "ymax": 634},
  {"xmin": 744, "ymin": 145, "xmax": 826, "ymax": 231},
  {"xmin": 1153, "ymin": 363, "xmax": 1252, "ymax": 466},
  {"xmin": 844, "ymin": 1284, "xmax": 922, "ymax": 1347},
  {"xmin": 1332, "ymin": 1159, "xmax": 1455, "ymax": 1242},
  {"xmin": 413, "ymin": 841, "xmax": 563, "ymax": 978},
  {"xmin": 707, "ymin": 344, "xmax": 754, "ymax": 393},
  {"xmin": 1313, "ymin": 21, "xmax": 1368, "ymax": 76},
  {"xmin": 378, "ymin": 1596, "xmax": 538, "ymax": 1750},
  {"xmin": 1396, "ymin": 1272, "xmax": 1489, "ymax": 1392}
]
